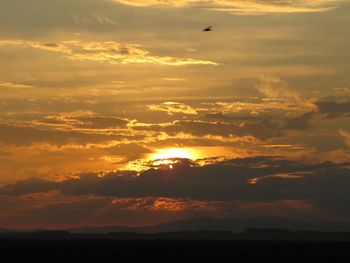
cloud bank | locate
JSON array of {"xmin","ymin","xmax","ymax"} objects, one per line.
[
  {"xmin": 0, "ymin": 40, "xmax": 217, "ymax": 66},
  {"xmin": 115, "ymin": 0, "xmax": 343, "ymax": 14},
  {"xmin": 2, "ymin": 157, "xmax": 350, "ymax": 215}
]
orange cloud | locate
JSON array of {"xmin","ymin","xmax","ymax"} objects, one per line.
[{"xmin": 340, "ymin": 130, "xmax": 350, "ymax": 148}]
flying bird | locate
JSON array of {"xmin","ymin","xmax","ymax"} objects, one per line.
[{"xmin": 203, "ymin": 26, "xmax": 213, "ymax": 32}]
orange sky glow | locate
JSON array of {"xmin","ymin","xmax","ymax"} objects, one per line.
[{"xmin": 0, "ymin": 0, "xmax": 350, "ymax": 229}]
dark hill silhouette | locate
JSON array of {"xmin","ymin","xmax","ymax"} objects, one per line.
[
  {"xmin": 2, "ymin": 229, "xmax": 350, "ymax": 243},
  {"xmin": 67, "ymin": 217, "xmax": 350, "ymax": 234},
  {"xmin": 2, "ymin": 217, "xmax": 350, "ymax": 235}
]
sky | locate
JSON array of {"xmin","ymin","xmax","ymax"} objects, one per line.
[{"xmin": 0, "ymin": 0, "xmax": 350, "ymax": 229}]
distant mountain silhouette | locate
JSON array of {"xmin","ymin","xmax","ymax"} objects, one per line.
[
  {"xmin": 2, "ymin": 217, "xmax": 350, "ymax": 234},
  {"xmin": 67, "ymin": 217, "xmax": 350, "ymax": 234},
  {"xmin": 68, "ymin": 225, "xmax": 138, "ymax": 234}
]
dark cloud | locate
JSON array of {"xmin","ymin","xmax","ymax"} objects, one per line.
[
  {"xmin": 1, "ymin": 178, "xmax": 57, "ymax": 196},
  {"xmin": 65, "ymin": 116, "xmax": 128, "ymax": 129},
  {"xmin": 76, "ymin": 117, "xmax": 127, "ymax": 129},
  {"xmin": 316, "ymin": 100, "xmax": 350, "ymax": 118},
  {"xmin": 36, "ymin": 113, "xmax": 129, "ymax": 129},
  {"xmin": 205, "ymin": 112, "xmax": 261, "ymax": 122},
  {"xmin": 134, "ymin": 112, "xmax": 314, "ymax": 140},
  {"xmin": 281, "ymin": 111, "xmax": 314, "ymax": 130},
  {"xmin": 2, "ymin": 157, "xmax": 349, "ymax": 214},
  {"xmin": 0, "ymin": 192, "xmax": 317, "ymax": 229},
  {"xmin": 43, "ymin": 43, "xmax": 60, "ymax": 48},
  {"xmin": 104, "ymin": 143, "xmax": 152, "ymax": 162},
  {"xmin": 0, "ymin": 123, "xmax": 143, "ymax": 146}
]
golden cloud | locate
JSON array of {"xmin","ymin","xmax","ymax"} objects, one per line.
[
  {"xmin": 0, "ymin": 82, "xmax": 33, "ymax": 89},
  {"xmin": 148, "ymin": 102, "xmax": 198, "ymax": 115},
  {"xmin": 0, "ymin": 40, "xmax": 218, "ymax": 66},
  {"xmin": 256, "ymin": 75, "xmax": 300, "ymax": 101}
]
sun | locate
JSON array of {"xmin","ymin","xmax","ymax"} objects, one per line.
[
  {"xmin": 127, "ymin": 146, "xmax": 235, "ymax": 171},
  {"xmin": 150, "ymin": 148, "xmax": 195, "ymax": 160},
  {"xmin": 148, "ymin": 148, "xmax": 198, "ymax": 168}
]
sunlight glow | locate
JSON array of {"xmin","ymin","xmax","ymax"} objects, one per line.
[
  {"xmin": 151, "ymin": 148, "xmax": 197, "ymax": 160},
  {"xmin": 125, "ymin": 146, "xmax": 238, "ymax": 171}
]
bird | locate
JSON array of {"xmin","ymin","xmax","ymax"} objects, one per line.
[{"xmin": 203, "ymin": 26, "xmax": 213, "ymax": 32}]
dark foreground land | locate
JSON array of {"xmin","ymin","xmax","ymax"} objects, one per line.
[
  {"xmin": 1, "ymin": 239, "xmax": 349, "ymax": 262},
  {"xmin": 1, "ymin": 231, "xmax": 350, "ymax": 262},
  {"xmin": 0, "ymin": 240, "xmax": 350, "ymax": 263}
]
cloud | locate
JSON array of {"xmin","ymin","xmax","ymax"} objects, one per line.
[
  {"xmin": 2, "ymin": 157, "xmax": 350, "ymax": 215},
  {"xmin": 316, "ymin": 100, "xmax": 350, "ymax": 118},
  {"xmin": 256, "ymin": 75, "xmax": 300, "ymax": 101},
  {"xmin": 72, "ymin": 13, "xmax": 118, "ymax": 25},
  {"xmin": 0, "ymin": 82, "xmax": 33, "ymax": 89},
  {"xmin": 334, "ymin": 88, "xmax": 350, "ymax": 95},
  {"xmin": 340, "ymin": 130, "xmax": 350, "ymax": 148},
  {"xmin": 148, "ymin": 102, "xmax": 198, "ymax": 115},
  {"xmin": 0, "ymin": 191, "xmax": 318, "ymax": 228},
  {"xmin": 280, "ymin": 111, "xmax": 314, "ymax": 130},
  {"xmin": 0, "ymin": 40, "xmax": 218, "ymax": 66},
  {"xmin": 203, "ymin": 99, "xmax": 316, "ymax": 120},
  {"xmin": 0, "ymin": 123, "xmax": 142, "ymax": 146},
  {"xmin": 36, "ymin": 111, "xmax": 129, "ymax": 130},
  {"xmin": 162, "ymin": 78, "xmax": 187, "ymax": 82},
  {"xmin": 114, "ymin": 0, "xmax": 343, "ymax": 14},
  {"xmin": 133, "ymin": 111, "xmax": 315, "ymax": 140}
]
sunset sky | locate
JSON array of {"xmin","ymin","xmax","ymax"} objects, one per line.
[{"xmin": 0, "ymin": 0, "xmax": 350, "ymax": 229}]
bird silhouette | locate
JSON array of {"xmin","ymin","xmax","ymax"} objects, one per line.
[{"xmin": 203, "ymin": 26, "xmax": 213, "ymax": 32}]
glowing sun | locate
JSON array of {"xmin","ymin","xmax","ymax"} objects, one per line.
[{"xmin": 151, "ymin": 148, "xmax": 196, "ymax": 160}]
